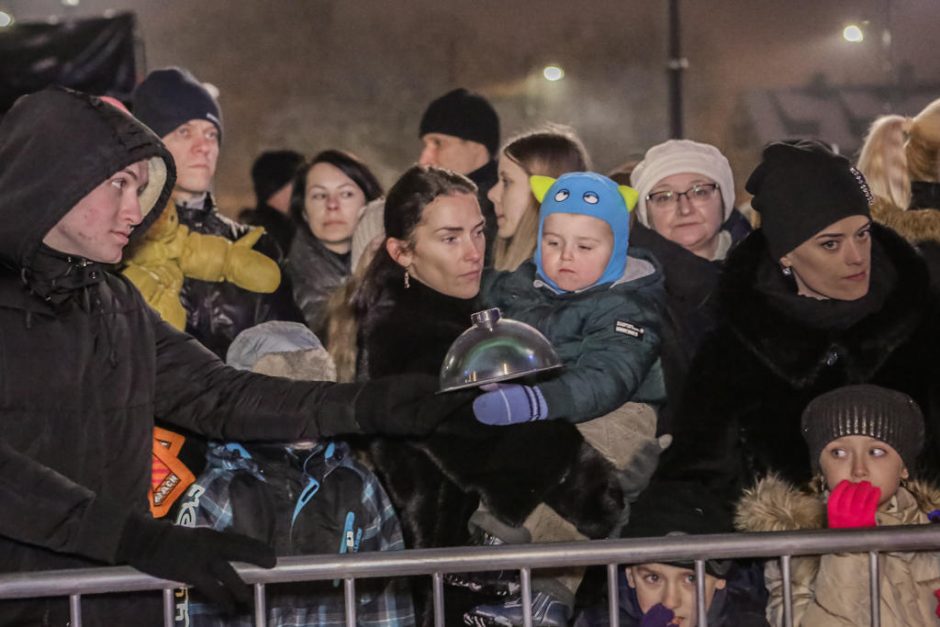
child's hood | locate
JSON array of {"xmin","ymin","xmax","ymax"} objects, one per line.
[{"xmin": 531, "ymin": 172, "xmax": 638, "ymax": 292}]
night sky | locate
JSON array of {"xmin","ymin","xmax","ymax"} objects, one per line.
[{"xmin": 4, "ymin": 0, "xmax": 939, "ymax": 213}]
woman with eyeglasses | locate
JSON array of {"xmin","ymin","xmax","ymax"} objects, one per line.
[
  {"xmin": 651, "ymin": 140, "xmax": 940, "ymax": 511},
  {"xmin": 626, "ymin": 140, "xmax": 750, "ymax": 431}
]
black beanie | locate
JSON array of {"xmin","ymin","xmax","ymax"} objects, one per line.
[
  {"xmin": 419, "ymin": 88, "xmax": 500, "ymax": 156},
  {"xmin": 745, "ymin": 140, "xmax": 873, "ymax": 259},
  {"xmin": 251, "ymin": 150, "xmax": 303, "ymax": 205},
  {"xmin": 620, "ymin": 481, "xmax": 733, "ymax": 577},
  {"xmin": 801, "ymin": 384, "xmax": 924, "ymax": 473},
  {"xmin": 132, "ymin": 67, "xmax": 223, "ymax": 143}
]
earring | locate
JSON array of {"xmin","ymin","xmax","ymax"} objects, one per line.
[
  {"xmin": 404, "ymin": 270, "xmax": 411, "ymax": 289},
  {"xmin": 781, "ymin": 266, "xmax": 792, "ymax": 277}
]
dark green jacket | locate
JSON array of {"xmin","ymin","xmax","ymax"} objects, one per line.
[{"xmin": 481, "ymin": 249, "xmax": 666, "ymax": 422}]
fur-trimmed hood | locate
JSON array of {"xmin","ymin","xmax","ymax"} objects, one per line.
[
  {"xmin": 735, "ymin": 473, "xmax": 940, "ymax": 533},
  {"xmin": 872, "ymin": 197, "xmax": 940, "ymax": 246},
  {"xmin": 719, "ymin": 224, "xmax": 930, "ymax": 388}
]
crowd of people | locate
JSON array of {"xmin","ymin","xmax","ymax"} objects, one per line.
[{"xmin": 2, "ymin": 63, "xmax": 940, "ymax": 627}]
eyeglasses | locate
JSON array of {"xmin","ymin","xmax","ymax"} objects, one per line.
[{"xmin": 646, "ymin": 183, "xmax": 720, "ymax": 210}]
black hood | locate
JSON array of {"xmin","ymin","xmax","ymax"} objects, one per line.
[{"xmin": 0, "ymin": 87, "xmax": 175, "ymax": 270}]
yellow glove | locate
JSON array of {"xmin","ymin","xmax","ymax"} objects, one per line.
[
  {"xmin": 123, "ymin": 264, "xmax": 187, "ymax": 330},
  {"xmin": 181, "ymin": 227, "xmax": 281, "ymax": 294}
]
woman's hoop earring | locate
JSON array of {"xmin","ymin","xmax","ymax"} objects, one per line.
[
  {"xmin": 782, "ymin": 266, "xmax": 792, "ymax": 277},
  {"xmin": 404, "ymin": 270, "xmax": 411, "ymax": 289}
]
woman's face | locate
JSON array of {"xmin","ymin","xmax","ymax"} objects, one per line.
[
  {"xmin": 388, "ymin": 192, "xmax": 485, "ymax": 299},
  {"xmin": 488, "ymin": 153, "xmax": 534, "ymax": 239},
  {"xmin": 303, "ymin": 162, "xmax": 366, "ymax": 254},
  {"xmin": 780, "ymin": 215, "xmax": 872, "ymax": 301},
  {"xmin": 646, "ymin": 172, "xmax": 724, "ymax": 259}
]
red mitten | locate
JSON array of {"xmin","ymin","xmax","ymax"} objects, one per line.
[
  {"xmin": 827, "ymin": 480, "xmax": 880, "ymax": 529},
  {"xmin": 934, "ymin": 588, "xmax": 940, "ymax": 618}
]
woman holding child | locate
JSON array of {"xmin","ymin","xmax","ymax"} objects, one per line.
[{"xmin": 654, "ymin": 140, "xmax": 940, "ymax": 508}]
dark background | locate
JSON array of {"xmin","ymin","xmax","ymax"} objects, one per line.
[{"xmin": 2, "ymin": 0, "xmax": 938, "ymax": 215}]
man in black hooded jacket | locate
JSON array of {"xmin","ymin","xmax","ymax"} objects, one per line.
[{"xmin": 0, "ymin": 87, "xmax": 467, "ymax": 627}]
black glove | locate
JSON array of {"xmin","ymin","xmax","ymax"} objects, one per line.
[
  {"xmin": 116, "ymin": 512, "xmax": 276, "ymax": 614},
  {"xmin": 354, "ymin": 373, "xmax": 477, "ymax": 436}
]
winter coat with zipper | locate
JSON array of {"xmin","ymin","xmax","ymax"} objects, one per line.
[
  {"xmin": 0, "ymin": 87, "xmax": 394, "ymax": 626},
  {"xmin": 736, "ymin": 474, "xmax": 940, "ymax": 627},
  {"xmin": 480, "ymin": 251, "xmax": 666, "ymax": 422},
  {"xmin": 175, "ymin": 193, "xmax": 303, "ymax": 360},
  {"xmin": 652, "ymin": 224, "xmax": 940, "ymax": 507},
  {"xmin": 287, "ymin": 225, "xmax": 350, "ymax": 339}
]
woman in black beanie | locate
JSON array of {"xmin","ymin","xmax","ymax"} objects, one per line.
[{"xmin": 651, "ymin": 139, "xmax": 940, "ymax": 508}]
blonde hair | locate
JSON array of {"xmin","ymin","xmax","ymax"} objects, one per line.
[
  {"xmin": 857, "ymin": 98, "xmax": 940, "ymax": 210},
  {"xmin": 492, "ymin": 126, "xmax": 590, "ymax": 271},
  {"xmin": 857, "ymin": 114, "xmax": 912, "ymax": 208},
  {"xmin": 907, "ymin": 98, "xmax": 940, "ymax": 183}
]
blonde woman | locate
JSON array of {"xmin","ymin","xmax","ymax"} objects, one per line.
[
  {"xmin": 858, "ymin": 98, "xmax": 940, "ymax": 288},
  {"xmin": 488, "ymin": 126, "xmax": 590, "ymax": 270}
]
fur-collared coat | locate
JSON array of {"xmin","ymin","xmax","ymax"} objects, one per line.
[
  {"xmin": 361, "ymin": 276, "xmax": 623, "ymax": 550},
  {"xmin": 872, "ymin": 197, "xmax": 940, "ymax": 292},
  {"xmin": 652, "ymin": 225, "xmax": 940, "ymax": 506},
  {"xmin": 736, "ymin": 475, "xmax": 940, "ymax": 627}
]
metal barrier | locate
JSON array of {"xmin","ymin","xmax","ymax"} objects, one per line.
[{"xmin": 1, "ymin": 525, "xmax": 939, "ymax": 627}]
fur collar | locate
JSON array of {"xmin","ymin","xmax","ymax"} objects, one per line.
[
  {"xmin": 735, "ymin": 473, "xmax": 940, "ymax": 533},
  {"xmin": 719, "ymin": 225, "xmax": 930, "ymax": 387},
  {"xmin": 872, "ymin": 197, "xmax": 940, "ymax": 246}
]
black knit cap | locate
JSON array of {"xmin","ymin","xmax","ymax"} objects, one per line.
[
  {"xmin": 132, "ymin": 67, "xmax": 223, "ymax": 143},
  {"xmin": 801, "ymin": 384, "xmax": 924, "ymax": 473},
  {"xmin": 745, "ymin": 139, "xmax": 873, "ymax": 259},
  {"xmin": 251, "ymin": 150, "xmax": 303, "ymax": 205},
  {"xmin": 620, "ymin": 481, "xmax": 733, "ymax": 577},
  {"xmin": 419, "ymin": 88, "xmax": 500, "ymax": 156}
]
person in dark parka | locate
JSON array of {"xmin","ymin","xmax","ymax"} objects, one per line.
[
  {"xmin": 0, "ymin": 87, "xmax": 468, "ymax": 627},
  {"xmin": 652, "ymin": 139, "xmax": 940, "ymax": 509}
]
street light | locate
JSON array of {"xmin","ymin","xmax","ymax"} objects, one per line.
[
  {"xmin": 0, "ymin": 10, "xmax": 13, "ymax": 27},
  {"xmin": 843, "ymin": 24, "xmax": 864, "ymax": 42},
  {"xmin": 543, "ymin": 65, "xmax": 565, "ymax": 82}
]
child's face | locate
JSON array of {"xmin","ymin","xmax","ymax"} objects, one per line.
[
  {"xmin": 819, "ymin": 435, "xmax": 908, "ymax": 505},
  {"xmin": 540, "ymin": 212, "xmax": 614, "ymax": 291},
  {"xmin": 626, "ymin": 563, "xmax": 726, "ymax": 626}
]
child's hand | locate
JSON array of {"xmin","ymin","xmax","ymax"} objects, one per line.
[
  {"xmin": 472, "ymin": 383, "xmax": 549, "ymax": 425},
  {"xmin": 640, "ymin": 603, "xmax": 676, "ymax": 627},
  {"xmin": 827, "ymin": 480, "xmax": 880, "ymax": 528}
]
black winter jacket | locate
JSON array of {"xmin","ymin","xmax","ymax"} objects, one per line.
[
  {"xmin": 653, "ymin": 225, "xmax": 940, "ymax": 506},
  {"xmin": 0, "ymin": 88, "xmax": 377, "ymax": 626},
  {"xmin": 177, "ymin": 194, "xmax": 303, "ymax": 359}
]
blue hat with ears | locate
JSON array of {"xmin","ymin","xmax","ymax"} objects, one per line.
[{"xmin": 531, "ymin": 172, "xmax": 638, "ymax": 292}]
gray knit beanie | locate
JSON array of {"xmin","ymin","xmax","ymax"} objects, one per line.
[{"xmin": 801, "ymin": 384, "xmax": 924, "ymax": 473}]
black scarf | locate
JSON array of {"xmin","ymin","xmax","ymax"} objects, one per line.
[{"xmin": 755, "ymin": 237, "xmax": 894, "ymax": 332}]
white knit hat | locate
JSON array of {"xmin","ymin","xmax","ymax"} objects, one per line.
[{"xmin": 630, "ymin": 139, "xmax": 735, "ymax": 226}]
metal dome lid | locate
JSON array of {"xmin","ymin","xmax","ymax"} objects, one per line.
[{"xmin": 439, "ymin": 308, "xmax": 562, "ymax": 392}]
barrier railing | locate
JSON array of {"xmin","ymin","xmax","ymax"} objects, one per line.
[{"xmin": 2, "ymin": 525, "xmax": 939, "ymax": 627}]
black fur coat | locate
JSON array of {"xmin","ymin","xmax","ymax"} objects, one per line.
[
  {"xmin": 654, "ymin": 225, "xmax": 940, "ymax": 506},
  {"xmin": 361, "ymin": 275, "xmax": 623, "ymax": 549}
]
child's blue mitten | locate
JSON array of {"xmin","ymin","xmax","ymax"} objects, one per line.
[{"xmin": 472, "ymin": 383, "xmax": 549, "ymax": 425}]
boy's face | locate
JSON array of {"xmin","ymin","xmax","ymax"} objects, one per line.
[
  {"xmin": 540, "ymin": 212, "xmax": 614, "ymax": 291},
  {"xmin": 42, "ymin": 160, "xmax": 150, "ymax": 263},
  {"xmin": 819, "ymin": 435, "xmax": 908, "ymax": 505},
  {"xmin": 627, "ymin": 563, "xmax": 726, "ymax": 627}
]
